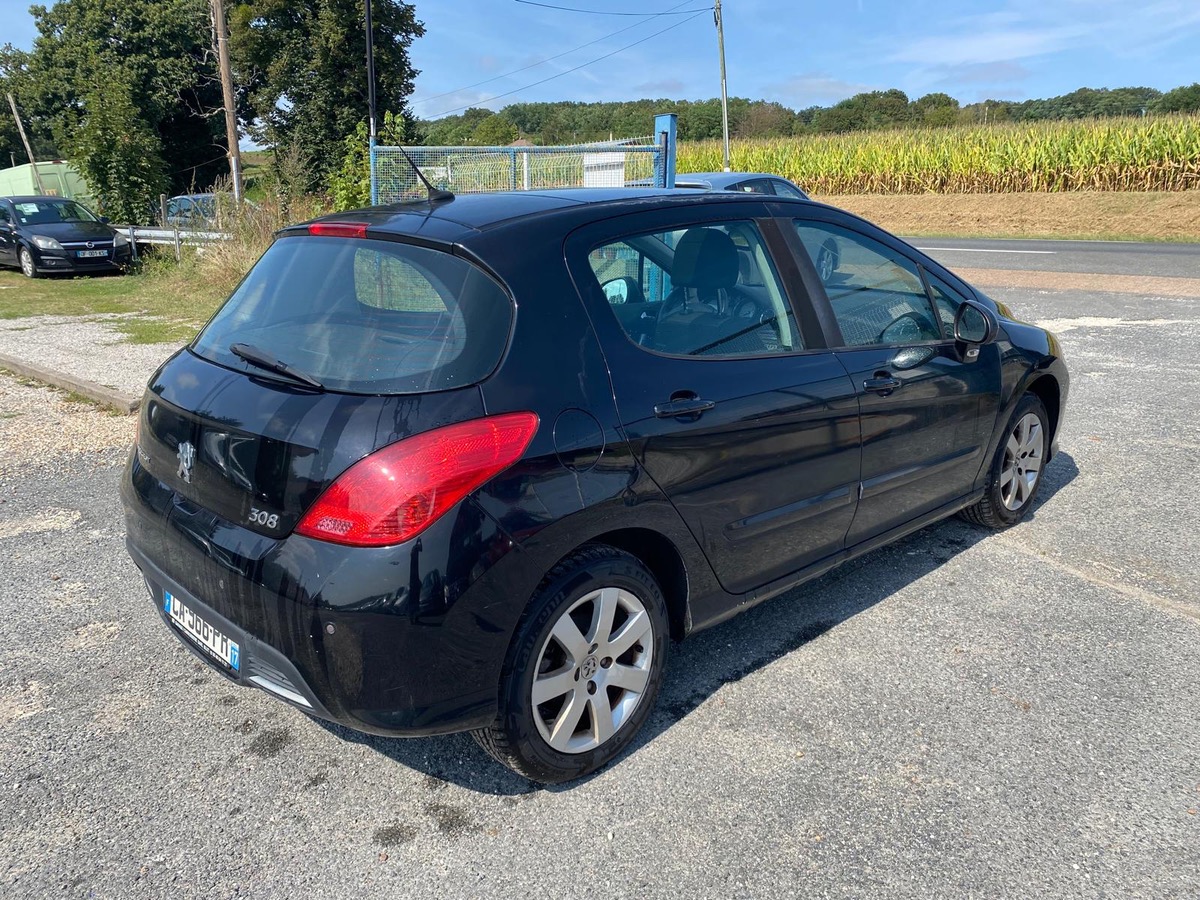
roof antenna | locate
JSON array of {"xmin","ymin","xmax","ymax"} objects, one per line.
[{"xmin": 396, "ymin": 144, "xmax": 454, "ymax": 204}]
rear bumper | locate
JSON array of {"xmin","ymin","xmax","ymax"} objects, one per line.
[
  {"xmin": 121, "ymin": 451, "xmax": 533, "ymax": 737},
  {"xmin": 131, "ymin": 544, "xmax": 336, "ymax": 719}
]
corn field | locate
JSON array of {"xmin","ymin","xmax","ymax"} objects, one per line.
[{"xmin": 677, "ymin": 116, "xmax": 1200, "ymax": 193}]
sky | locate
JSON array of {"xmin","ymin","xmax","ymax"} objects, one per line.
[{"xmin": 2, "ymin": 0, "xmax": 1198, "ymax": 120}]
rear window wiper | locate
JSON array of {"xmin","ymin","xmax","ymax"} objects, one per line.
[{"xmin": 229, "ymin": 343, "xmax": 324, "ymax": 390}]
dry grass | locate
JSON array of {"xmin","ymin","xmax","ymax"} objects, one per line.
[
  {"xmin": 820, "ymin": 191, "xmax": 1200, "ymax": 242},
  {"xmin": 149, "ymin": 193, "xmax": 328, "ymax": 314}
]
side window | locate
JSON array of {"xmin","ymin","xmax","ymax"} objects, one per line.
[
  {"xmin": 589, "ymin": 221, "xmax": 803, "ymax": 358},
  {"xmin": 926, "ymin": 272, "xmax": 968, "ymax": 338},
  {"xmin": 793, "ymin": 220, "xmax": 942, "ymax": 347},
  {"xmin": 353, "ymin": 246, "xmax": 448, "ymax": 311},
  {"xmin": 731, "ymin": 179, "xmax": 772, "ymax": 195},
  {"xmin": 772, "ymin": 180, "xmax": 807, "ymax": 200},
  {"xmin": 589, "ymin": 243, "xmax": 671, "ymax": 305},
  {"xmin": 0, "ymin": 205, "xmax": 9, "ymax": 224}
]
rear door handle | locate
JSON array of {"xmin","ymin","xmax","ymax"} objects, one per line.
[
  {"xmin": 654, "ymin": 397, "xmax": 716, "ymax": 419},
  {"xmin": 863, "ymin": 376, "xmax": 901, "ymax": 396}
]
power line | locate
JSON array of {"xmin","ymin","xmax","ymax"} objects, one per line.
[
  {"xmin": 514, "ymin": 0, "xmax": 711, "ymax": 14},
  {"xmin": 426, "ymin": 11, "xmax": 707, "ymax": 119},
  {"xmin": 412, "ymin": 0, "xmax": 697, "ymax": 108}
]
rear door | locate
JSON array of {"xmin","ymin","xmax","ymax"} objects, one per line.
[
  {"xmin": 784, "ymin": 213, "xmax": 1001, "ymax": 546},
  {"xmin": 567, "ymin": 204, "xmax": 861, "ymax": 595}
]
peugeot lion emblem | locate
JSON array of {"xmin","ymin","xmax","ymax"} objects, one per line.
[{"xmin": 177, "ymin": 441, "xmax": 196, "ymax": 483}]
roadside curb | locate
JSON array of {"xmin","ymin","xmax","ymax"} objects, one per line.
[{"xmin": 0, "ymin": 352, "xmax": 139, "ymax": 415}]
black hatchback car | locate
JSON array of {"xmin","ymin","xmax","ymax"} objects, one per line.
[
  {"xmin": 122, "ymin": 189, "xmax": 1068, "ymax": 782},
  {"xmin": 0, "ymin": 195, "xmax": 132, "ymax": 276}
]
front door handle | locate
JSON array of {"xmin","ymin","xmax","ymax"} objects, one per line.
[
  {"xmin": 654, "ymin": 397, "xmax": 716, "ymax": 419},
  {"xmin": 863, "ymin": 375, "xmax": 901, "ymax": 396}
]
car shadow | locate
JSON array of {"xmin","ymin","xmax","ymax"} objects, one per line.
[{"xmin": 323, "ymin": 451, "xmax": 1079, "ymax": 796}]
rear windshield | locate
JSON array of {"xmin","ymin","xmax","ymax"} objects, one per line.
[{"xmin": 192, "ymin": 235, "xmax": 513, "ymax": 394}]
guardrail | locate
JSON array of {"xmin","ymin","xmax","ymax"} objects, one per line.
[{"xmin": 113, "ymin": 225, "xmax": 232, "ymax": 261}]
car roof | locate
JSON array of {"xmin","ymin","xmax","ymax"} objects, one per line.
[
  {"xmin": 675, "ymin": 172, "xmax": 789, "ymax": 188},
  {"xmin": 1, "ymin": 195, "xmax": 83, "ymax": 203},
  {"xmin": 294, "ymin": 187, "xmax": 808, "ymax": 243}
]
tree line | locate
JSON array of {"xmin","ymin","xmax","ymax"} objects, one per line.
[
  {"xmin": 0, "ymin": 0, "xmax": 423, "ymax": 222},
  {"xmin": 418, "ymin": 84, "xmax": 1200, "ymax": 147}
]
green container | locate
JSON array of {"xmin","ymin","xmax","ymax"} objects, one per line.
[{"xmin": 0, "ymin": 161, "xmax": 93, "ymax": 204}]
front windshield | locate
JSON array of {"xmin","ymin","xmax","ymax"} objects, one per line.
[{"xmin": 11, "ymin": 199, "xmax": 99, "ymax": 225}]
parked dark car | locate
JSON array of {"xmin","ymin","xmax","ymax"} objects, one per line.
[
  {"xmin": 0, "ymin": 195, "xmax": 132, "ymax": 277},
  {"xmin": 676, "ymin": 171, "xmax": 809, "ymax": 199},
  {"xmin": 121, "ymin": 189, "xmax": 1068, "ymax": 782},
  {"xmin": 164, "ymin": 193, "xmax": 218, "ymax": 227}
]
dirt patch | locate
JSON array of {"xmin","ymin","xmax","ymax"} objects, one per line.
[
  {"xmin": 91, "ymin": 692, "xmax": 149, "ymax": 734},
  {"xmin": 247, "ymin": 727, "xmax": 293, "ymax": 758},
  {"xmin": 65, "ymin": 622, "xmax": 121, "ymax": 652},
  {"xmin": 0, "ymin": 681, "xmax": 49, "ymax": 726},
  {"xmin": 0, "ymin": 507, "xmax": 82, "ymax": 540},
  {"xmin": 820, "ymin": 192, "xmax": 1200, "ymax": 242},
  {"xmin": 954, "ymin": 267, "xmax": 1200, "ymax": 298}
]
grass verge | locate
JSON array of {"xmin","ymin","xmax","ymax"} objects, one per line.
[{"xmin": 0, "ymin": 195, "xmax": 325, "ymax": 344}]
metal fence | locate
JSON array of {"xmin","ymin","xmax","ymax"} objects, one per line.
[
  {"xmin": 112, "ymin": 225, "xmax": 231, "ymax": 261},
  {"xmin": 371, "ymin": 137, "xmax": 667, "ymax": 204},
  {"xmin": 369, "ymin": 116, "xmax": 679, "ymax": 205}
]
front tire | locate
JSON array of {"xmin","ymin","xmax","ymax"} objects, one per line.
[
  {"xmin": 961, "ymin": 392, "xmax": 1049, "ymax": 529},
  {"xmin": 19, "ymin": 247, "xmax": 39, "ymax": 279},
  {"xmin": 473, "ymin": 545, "xmax": 669, "ymax": 783}
]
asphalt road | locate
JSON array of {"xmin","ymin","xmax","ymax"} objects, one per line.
[
  {"xmin": 906, "ymin": 236, "xmax": 1200, "ymax": 278},
  {"xmin": 2, "ymin": 264, "xmax": 1199, "ymax": 898}
]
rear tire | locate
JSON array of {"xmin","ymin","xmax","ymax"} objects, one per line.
[
  {"xmin": 960, "ymin": 392, "xmax": 1049, "ymax": 529},
  {"xmin": 473, "ymin": 545, "xmax": 669, "ymax": 783}
]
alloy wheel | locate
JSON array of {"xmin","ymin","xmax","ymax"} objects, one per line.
[
  {"xmin": 20, "ymin": 249, "xmax": 35, "ymax": 278},
  {"xmin": 531, "ymin": 586, "xmax": 654, "ymax": 754},
  {"xmin": 1000, "ymin": 412, "xmax": 1044, "ymax": 511}
]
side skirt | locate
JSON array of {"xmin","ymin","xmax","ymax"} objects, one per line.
[{"xmin": 684, "ymin": 489, "xmax": 984, "ymax": 636}]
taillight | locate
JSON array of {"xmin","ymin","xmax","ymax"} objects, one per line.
[
  {"xmin": 307, "ymin": 222, "xmax": 368, "ymax": 238},
  {"xmin": 295, "ymin": 412, "xmax": 539, "ymax": 547}
]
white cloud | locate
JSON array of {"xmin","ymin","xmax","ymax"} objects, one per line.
[
  {"xmin": 765, "ymin": 74, "xmax": 875, "ymax": 108},
  {"xmin": 888, "ymin": 26, "xmax": 1084, "ymax": 68}
]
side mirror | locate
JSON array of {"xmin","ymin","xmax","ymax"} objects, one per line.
[
  {"xmin": 953, "ymin": 300, "xmax": 1000, "ymax": 362},
  {"xmin": 602, "ymin": 276, "xmax": 641, "ymax": 305},
  {"xmin": 99, "ymin": 216, "xmax": 110, "ymax": 224}
]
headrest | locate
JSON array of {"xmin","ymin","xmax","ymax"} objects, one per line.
[{"xmin": 672, "ymin": 228, "xmax": 739, "ymax": 289}]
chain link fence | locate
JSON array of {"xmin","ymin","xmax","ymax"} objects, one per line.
[{"xmin": 371, "ymin": 137, "xmax": 668, "ymax": 204}]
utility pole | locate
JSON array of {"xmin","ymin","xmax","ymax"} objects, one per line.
[
  {"xmin": 6, "ymin": 92, "xmax": 47, "ymax": 193},
  {"xmin": 366, "ymin": 0, "xmax": 378, "ymax": 204},
  {"xmin": 714, "ymin": 0, "xmax": 731, "ymax": 172},
  {"xmin": 211, "ymin": 0, "xmax": 243, "ymax": 203}
]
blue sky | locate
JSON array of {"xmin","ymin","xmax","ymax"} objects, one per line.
[{"xmin": 3, "ymin": 0, "xmax": 1199, "ymax": 118}]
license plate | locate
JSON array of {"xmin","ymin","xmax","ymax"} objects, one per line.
[
  {"xmin": 77, "ymin": 249, "xmax": 108, "ymax": 258},
  {"xmin": 164, "ymin": 591, "xmax": 240, "ymax": 671}
]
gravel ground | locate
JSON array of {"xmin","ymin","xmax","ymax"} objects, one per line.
[
  {"xmin": 0, "ymin": 315, "xmax": 179, "ymax": 399},
  {"xmin": 0, "ymin": 281, "xmax": 1198, "ymax": 899},
  {"xmin": 0, "ymin": 373, "xmax": 134, "ymax": 478}
]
